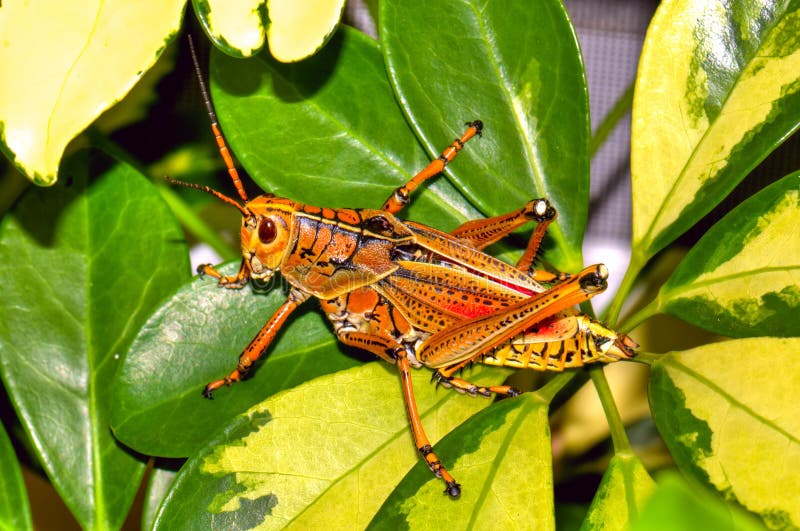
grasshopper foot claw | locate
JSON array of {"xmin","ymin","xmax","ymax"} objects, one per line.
[{"xmin": 444, "ymin": 481, "xmax": 461, "ymax": 498}]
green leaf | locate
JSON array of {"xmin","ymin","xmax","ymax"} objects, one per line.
[
  {"xmin": 151, "ymin": 363, "xmax": 509, "ymax": 529},
  {"xmin": 110, "ymin": 262, "xmax": 360, "ymax": 457},
  {"xmin": 0, "ymin": 152, "xmax": 190, "ymax": 528},
  {"xmin": 631, "ymin": 473, "xmax": 765, "ymax": 531},
  {"xmin": 210, "ymin": 26, "xmax": 482, "ymax": 232},
  {"xmin": 0, "ymin": 0, "xmax": 185, "ymax": 185},
  {"xmin": 380, "ymin": 0, "xmax": 589, "ymax": 272},
  {"xmin": 655, "ymin": 172, "xmax": 800, "ymax": 337},
  {"xmin": 631, "ymin": 0, "xmax": 800, "ymax": 261},
  {"xmin": 580, "ymin": 453, "xmax": 656, "ymax": 531},
  {"xmin": 649, "ymin": 338, "xmax": 800, "ymax": 529},
  {"xmin": 371, "ymin": 394, "xmax": 554, "ymax": 530},
  {"xmin": 0, "ymin": 422, "xmax": 32, "ymax": 531}
]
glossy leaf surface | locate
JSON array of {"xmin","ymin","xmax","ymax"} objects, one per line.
[
  {"xmin": 110, "ymin": 262, "xmax": 360, "ymax": 457},
  {"xmin": 631, "ymin": 0, "xmax": 800, "ymax": 260},
  {"xmin": 210, "ymin": 27, "xmax": 482, "ymax": 232},
  {"xmin": 0, "ymin": 422, "xmax": 31, "ymax": 531},
  {"xmin": 655, "ymin": 172, "xmax": 800, "ymax": 337},
  {"xmin": 381, "ymin": 0, "xmax": 589, "ymax": 271},
  {"xmin": 580, "ymin": 453, "xmax": 656, "ymax": 531},
  {"xmin": 152, "ymin": 363, "xmax": 509, "ymax": 529},
  {"xmin": 371, "ymin": 393, "xmax": 554, "ymax": 530},
  {"xmin": 0, "ymin": 0, "xmax": 184, "ymax": 185},
  {"xmin": 0, "ymin": 153, "xmax": 189, "ymax": 528},
  {"xmin": 649, "ymin": 338, "xmax": 800, "ymax": 529}
]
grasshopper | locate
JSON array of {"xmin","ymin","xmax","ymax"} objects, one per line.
[{"xmin": 175, "ymin": 39, "xmax": 636, "ymax": 497}]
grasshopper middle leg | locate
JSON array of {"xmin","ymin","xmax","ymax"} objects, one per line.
[{"xmin": 335, "ymin": 329, "xmax": 462, "ymax": 497}]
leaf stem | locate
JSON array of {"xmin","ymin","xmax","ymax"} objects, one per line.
[
  {"xmin": 589, "ymin": 82, "xmax": 634, "ymax": 158},
  {"xmin": 590, "ymin": 366, "xmax": 632, "ymax": 454}
]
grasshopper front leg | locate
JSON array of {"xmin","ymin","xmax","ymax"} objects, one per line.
[
  {"xmin": 198, "ymin": 258, "xmax": 251, "ymax": 289},
  {"xmin": 203, "ymin": 288, "xmax": 310, "ymax": 397},
  {"xmin": 382, "ymin": 121, "xmax": 483, "ymax": 214}
]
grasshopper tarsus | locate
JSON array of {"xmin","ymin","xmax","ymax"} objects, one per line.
[
  {"xmin": 465, "ymin": 119, "xmax": 483, "ymax": 136},
  {"xmin": 445, "ymin": 481, "xmax": 462, "ymax": 498},
  {"xmin": 525, "ymin": 198, "xmax": 556, "ymax": 223}
]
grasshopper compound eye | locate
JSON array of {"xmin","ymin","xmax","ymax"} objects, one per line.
[{"xmin": 258, "ymin": 218, "xmax": 277, "ymax": 244}]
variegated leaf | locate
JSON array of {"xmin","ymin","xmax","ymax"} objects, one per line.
[
  {"xmin": 0, "ymin": 0, "xmax": 184, "ymax": 185},
  {"xmin": 151, "ymin": 363, "xmax": 510, "ymax": 529},
  {"xmin": 649, "ymin": 338, "xmax": 800, "ymax": 529},
  {"xmin": 631, "ymin": 0, "xmax": 800, "ymax": 261},
  {"xmin": 655, "ymin": 172, "xmax": 799, "ymax": 337},
  {"xmin": 580, "ymin": 453, "xmax": 656, "ymax": 531},
  {"xmin": 266, "ymin": 0, "xmax": 346, "ymax": 62},
  {"xmin": 193, "ymin": 0, "xmax": 267, "ymax": 57},
  {"xmin": 632, "ymin": 473, "xmax": 766, "ymax": 531},
  {"xmin": 370, "ymin": 394, "xmax": 555, "ymax": 530},
  {"xmin": 194, "ymin": 0, "xmax": 345, "ymax": 61}
]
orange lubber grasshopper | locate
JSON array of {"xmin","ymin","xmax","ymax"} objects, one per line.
[{"xmin": 176, "ymin": 40, "xmax": 637, "ymax": 497}]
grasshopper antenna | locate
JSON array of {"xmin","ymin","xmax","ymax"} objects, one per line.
[
  {"xmin": 164, "ymin": 176, "xmax": 252, "ymax": 218},
  {"xmin": 187, "ymin": 34, "xmax": 250, "ymax": 204}
]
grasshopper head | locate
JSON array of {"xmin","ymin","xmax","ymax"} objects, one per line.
[{"xmin": 240, "ymin": 195, "xmax": 297, "ymax": 281}]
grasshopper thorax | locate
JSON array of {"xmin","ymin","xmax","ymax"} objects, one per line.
[{"xmin": 240, "ymin": 195, "xmax": 298, "ymax": 281}]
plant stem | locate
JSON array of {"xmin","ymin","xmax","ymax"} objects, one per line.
[
  {"xmin": 590, "ymin": 366, "xmax": 632, "ymax": 454},
  {"xmin": 589, "ymin": 82, "xmax": 635, "ymax": 158},
  {"xmin": 604, "ymin": 252, "xmax": 644, "ymax": 326}
]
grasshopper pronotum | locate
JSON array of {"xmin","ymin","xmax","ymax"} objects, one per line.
[{"xmin": 174, "ymin": 38, "xmax": 636, "ymax": 497}]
